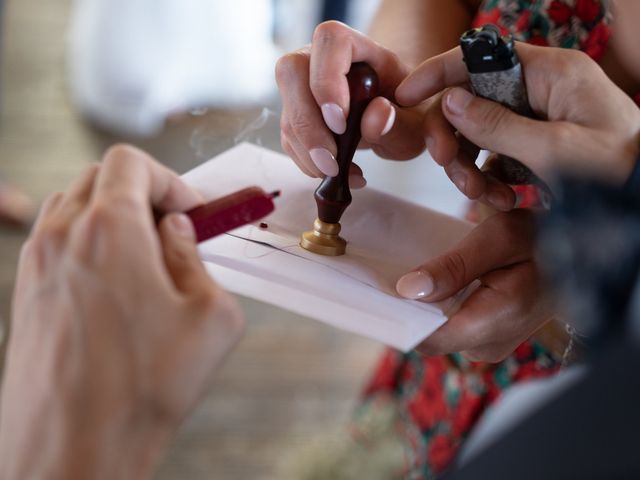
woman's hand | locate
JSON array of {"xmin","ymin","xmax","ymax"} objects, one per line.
[
  {"xmin": 0, "ymin": 145, "xmax": 244, "ymax": 480},
  {"xmin": 397, "ymin": 209, "xmax": 553, "ymax": 362},
  {"xmin": 275, "ymin": 21, "xmax": 428, "ymax": 186},
  {"xmin": 396, "ymin": 43, "xmax": 640, "ymax": 199}
]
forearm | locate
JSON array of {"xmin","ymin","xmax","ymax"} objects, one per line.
[{"xmin": 368, "ymin": 0, "xmax": 480, "ymax": 67}]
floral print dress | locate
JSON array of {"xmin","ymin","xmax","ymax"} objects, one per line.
[
  {"xmin": 475, "ymin": 0, "xmax": 612, "ymax": 58},
  {"xmin": 353, "ymin": 1, "xmax": 617, "ymax": 479}
]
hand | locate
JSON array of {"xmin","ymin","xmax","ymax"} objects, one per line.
[
  {"xmin": 275, "ymin": 20, "xmax": 428, "ymax": 186},
  {"xmin": 396, "ymin": 43, "xmax": 640, "ymax": 200},
  {"xmin": 0, "ymin": 145, "xmax": 244, "ymax": 479},
  {"xmin": 396, "ymin": 209, "xmax": 553, "ymax": 362}
]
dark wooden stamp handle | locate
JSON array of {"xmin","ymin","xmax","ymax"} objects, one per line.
[{"xmin": 315, "ymin": 63, "xmax": 379, "ymax": 224}]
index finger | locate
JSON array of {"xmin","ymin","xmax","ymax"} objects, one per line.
[
  {"xmin": 310, "ymin": 21, "xmax": 408, "ymax": 125},
  {"xmin": 396, "ymin": 42, "xmax": 546, "ymax": 107},
  {"xmin": 395, "ymin": 47, "xmax": 467, "ymax": 107},
  {"xmin": 92, "ymin": 144, "xmax": 203, "ymax": 215}
]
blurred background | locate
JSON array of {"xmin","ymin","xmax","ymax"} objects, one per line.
[{"xmin": 0, "ymin": 0, "xmax": 462, "ymax": 478}]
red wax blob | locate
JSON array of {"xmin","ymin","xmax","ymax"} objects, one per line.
[{"xmin": 186, "ymin": 187, "xmax": 276, "ymax": 243}]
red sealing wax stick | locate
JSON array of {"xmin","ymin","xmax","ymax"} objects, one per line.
[{"xmin": 185, "ymin": 187, "xmax": 278, "ymax": 243}]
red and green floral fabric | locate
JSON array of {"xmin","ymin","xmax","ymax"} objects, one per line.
[
  {"xmin": 474, "ymin": 0, "xmax": 611, "ymax": 59},
  {"xmin": 354, "ymin": 344, "xmax": 558, "ymax": 478}
]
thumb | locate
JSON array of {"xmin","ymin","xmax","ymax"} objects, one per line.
[
  {"xmin": 158, "ymin": 213, "xmax": 217, "ymax": 297},
  {"xmin": 396, "ymin": 210, "xmax": 535, "ymax": 301},
  {"xmin": 442, "ymin": 87, "xmax": 551, "ymax": 173}
]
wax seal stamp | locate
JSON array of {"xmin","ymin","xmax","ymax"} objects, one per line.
[{"xmin": 300, "ymin": 62, "xmax": 379, "ymax": 256}]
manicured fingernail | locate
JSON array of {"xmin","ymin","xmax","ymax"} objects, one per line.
[
  {"xmin": 396, "ymin": 271, "xmax": 435, "ymax": 299},
  {"xmin": 451, "ymin": 172, "xmax": 467, "ymax": 192},
  {"xmin": 309, "ymin": 148, "xmax": 339, "ymax": 177},
  {"xmin": 380, "ymin": 104, "xmax": 396, "ymax": 136},
  {"xmin": 349, "ymin": 174, "xmax": 367, "ymax": 189},
  {"xmin": 169, "ymin": 213, "xmax": 195, "ymax": 240},
  {"xmin": 321, "ymin": 103, "xmax": 346, "ymax": 135},
  {"xmin": 488, "ymin": 191, "xmax": 515, "ymax": 211},
  {"xmin": 445, "ymin": 88, "xmax": 473, "ymax": 116}
]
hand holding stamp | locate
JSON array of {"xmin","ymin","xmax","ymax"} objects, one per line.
[{"xmin": 300, "ymin": 62, "xmax": 380, "ymax": 256}]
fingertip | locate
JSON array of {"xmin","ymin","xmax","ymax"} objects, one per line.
[
  {"xmin": 396, "ymin": 271, "xmax": 434, "ymax": 300},
  {"xmin": 349, "ymin": 174, "xmax": 367, "ymax": 189},
  {"xmin": 349, "ymin": 162, "xmax": 363, "ymax": 177}
]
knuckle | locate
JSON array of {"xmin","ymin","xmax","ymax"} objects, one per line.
[
  {"xmin": 288, "ymin": 113, "xmax": 317, "ymax": 139},
  {"xmin": 30, "ymin": 222, "xmax": 67, "ymax": 254},
  {"xmin": 83, "ymin": 201, "xmax": 119, "ymax": 232},
  {"xmin": 42, "ymin": 191, "xmax": 64, "ymax": 210},
  {"xmin": 436, "ymin": 251, "xmax": 468, "ymax": 286},
  {"xmin": 102, "ymin": 144, "xmax": 148, "ymax": 174},
  {"xmin": 546, "ymin": 122, "xmax": 578, "ymax": 155},
  {"xmin": 275, "ymin": 52, "xmax": 308, "ymax": 87},
  {"xmin": 548, "ymin": 50, "xmax": 595, "ymax": 92},
  {"xmin": 561, "ymin": 49, "xmax": 591, "ymax": 72},
  {"xmin": 197, "ymin": 289, "xmax": 245, "ymax": 335},
  {"xmin": 280, "ymin": 117, "xmax": 293, "ymax": 138},
  {"xmin": 312, "ymin": 20, "xmax": 348, "ymax": 44},
  {"xmin": 474, "ymin": 102, "xmax": 511, "ymax": 140}
]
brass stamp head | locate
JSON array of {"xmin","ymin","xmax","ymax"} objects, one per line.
[{"xmin": 300, "ymin": 218, "xmax": 347, "ymax": 256}]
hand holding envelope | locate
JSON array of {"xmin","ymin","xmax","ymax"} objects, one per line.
[
  {"xmin": 397, "ymin": 209, "xmax": 554, "ymax": 362},
  {"xmin": 184, "ymin": 144, "xmax": 553, "ymax": 359}
]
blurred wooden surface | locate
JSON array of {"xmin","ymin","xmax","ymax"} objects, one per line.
[{"xmin": 0, "ymin": 0, "xmax": 383, "ymax": 478}]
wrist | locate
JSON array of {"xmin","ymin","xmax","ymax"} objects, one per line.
[
  {"xmin": 0, "ymin": 399, "xmax": 175, "ymax": 480},
  {"xmin": 70, "ymin": 412, "xmax": 174, "ymax": 480}
]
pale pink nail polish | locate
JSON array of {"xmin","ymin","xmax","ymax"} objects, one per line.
[
  {"xmin": 321, "ymin": 103, "xmax": 347, "ymax": 135},
  {"xmin": 309, "ymin": 148, "xmax": 339, "ymax": 177},
  {"xmin": 380, "ymin": 105, "xmax": 396, "ymax": 136},
  {"xmin": 396, "ymin": 271, "xmax": 434, "ymax": 299}
]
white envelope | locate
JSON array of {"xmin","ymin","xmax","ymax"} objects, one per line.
[{"xmin": 182, "ymin": 143, "xmax": 473, "ymax": 352}]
